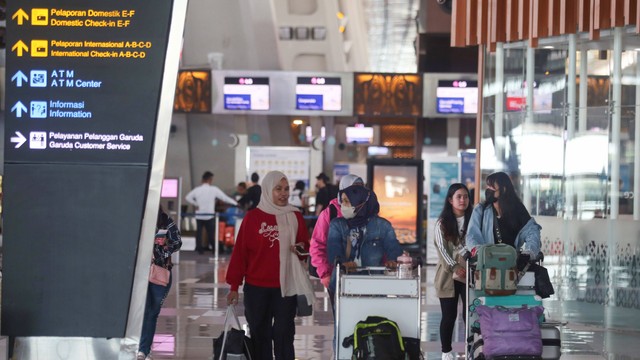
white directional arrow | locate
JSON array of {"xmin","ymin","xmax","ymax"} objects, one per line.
[
  {"xmin": 10, "ymin": 131, "xmax": 27, "ymax": 148},
  {"xmin": 11, "ymin": 101, "xmax": 28, "ymax": 118},
  {"xmin": 11, "ymin": 71, "xmax": 28, "ymax": 87}
]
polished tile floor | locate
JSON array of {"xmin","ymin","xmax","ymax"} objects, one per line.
[{"xmin": 150, "ymin": 248, "xmax": 640, "ymax": 360}]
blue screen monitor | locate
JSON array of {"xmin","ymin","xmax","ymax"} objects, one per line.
[
  {"xmin": 223, "ymin": 77, "xmax": 270, "ymax": 110},
  {"xmin": 436, "ymin": 80, "xmax": 478, "ymax": 114},
  {"xmin": 295, "ymin": 77, "xmax": 342, "ymax": 111}
]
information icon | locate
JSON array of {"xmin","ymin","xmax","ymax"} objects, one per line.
[{"xmin": 30, "ymin": 101, "xmax": 47, "ymax": 118}]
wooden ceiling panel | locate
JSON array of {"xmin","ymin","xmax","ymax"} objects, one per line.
[
  {"xmin": 450, "ymin": 0, "xmax": 639, "ymax": 47},
  {"xmin": 451, "ymin": 0, "xmax": 468, "ymax": 47},
  {"xmin": 506, "ymin": 0, "xmax": 520, "ymax": 41}
]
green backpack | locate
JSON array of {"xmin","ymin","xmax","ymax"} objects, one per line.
[{"xmin": 474, "ymin": 244, "xmax": 518, "ymax": 296}]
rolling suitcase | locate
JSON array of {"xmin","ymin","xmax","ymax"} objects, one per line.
[{"xmin": 540, "ymin": 323, "xmax": 561, "ymax": 360}]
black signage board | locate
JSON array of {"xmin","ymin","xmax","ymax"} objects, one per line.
[
  {"xmin": 2, "ymin": 163, "xmax": 149, "ymax": 337},
  {"xmin": 5, "ymin": 0, "xmax": 173, "ymax": 165},
  {"xmin": 2, "ymin": 0, "xmax": 177, "ymax": 337}
]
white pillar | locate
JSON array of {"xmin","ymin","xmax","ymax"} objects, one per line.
[
  {"xmin": 523, "ymin": 45, "xmax": 535, "ymax": 211},
  {"xmin": 566, "ymin": 34, "xmax": 577, "ymax": 218},
  {"xmin": 494, "ymin": 43, "xmax": 505, "ymax": 164},
  {"xmin": 579, "ymin": 48, "xmax": 588, "ymax": 133},
  {"xmin": 610, "ymin": 27, "xmax": 622, "ymax": 219},
  {"xmin": 635, "ymin": 51, "xmax": 640, "ymax": 220}
]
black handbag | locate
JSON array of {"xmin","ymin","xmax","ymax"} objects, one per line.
[
  {"xmin": 531, "ymin": 263, "xmax": 555, "ymax": 299},
  {"xmin": 213, "ymin": 305, "xmax": 253, "ymax": 360}
]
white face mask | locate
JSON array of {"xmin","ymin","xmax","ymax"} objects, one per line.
[{"xmin": 341, "ymin": 205, "xmax": 357, "ymax": 219}]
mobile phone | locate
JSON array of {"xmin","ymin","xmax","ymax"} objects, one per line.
[{"xmin": 294, "ymin": 245, "xmax": 309, "ymax": 256}]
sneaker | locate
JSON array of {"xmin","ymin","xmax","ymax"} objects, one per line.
[
  {"xmin": 145, "ymin": 353, "xmax": 153, "ymax": 360},
  {"xmin": 442, "ymin": 351, "xmax": 455, "ymax": 360},
  {"xmin": 136, "ymin": 352, "xmax": 146, "ymax": 360}
]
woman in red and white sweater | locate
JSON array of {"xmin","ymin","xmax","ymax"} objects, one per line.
[{"xmin": 226, "ymin": 171, "xmax": 315, "ymax": 360}]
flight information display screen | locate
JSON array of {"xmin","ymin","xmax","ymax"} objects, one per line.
[
  {"xmin": 223, "ymin": 77, "xmax": 270, "ymax": 110},
  {"xmin": 436, "ymin": 80, "xmax": 478, "ymax": 114},
  {"xmin": 295, "ymin": 76, "xmax": 342, "ymax": 111}
]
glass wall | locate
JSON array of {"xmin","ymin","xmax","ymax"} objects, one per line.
[{"xmin": 479, "ymin": 27, "xmax": 640, "ymax": 338}]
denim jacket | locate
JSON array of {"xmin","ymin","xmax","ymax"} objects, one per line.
[
  {"xmin": 327, "ymin": 216, "xmax": 403, "ymax": 289},
  {"xmin": 466, "ymin": 203, "xmax": 541, "ymax": 256}
]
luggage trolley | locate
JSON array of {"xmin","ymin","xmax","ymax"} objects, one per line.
[
  {"xmin": 334, "ymin": 265, "xmax": 421, "ymax": 360},
  {"xmin": 465, "ymin": 254, "xmax": 562, "ymax": 360}
]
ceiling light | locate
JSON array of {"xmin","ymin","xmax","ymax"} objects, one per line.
[
  {"xmin": 295, "ymin": 27, "xmax": 309, "ymax": 40},
  {"xmin": 278, "ymin": 27, "xmax": 292, "ymax": 40},
  {"xmin": 312, "ymin": 27, "xmax": 327, "ymax": 40},
  {"xmin": 293, "ymin": 119, "xmax": 304, "ymax": 125}
]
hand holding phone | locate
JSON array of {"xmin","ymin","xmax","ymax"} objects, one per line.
[{"xmin": 294, "ymin": 244, "xmax": 309, "ymax": 256}]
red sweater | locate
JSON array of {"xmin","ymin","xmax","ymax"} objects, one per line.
[{"xmin": 226, "ymin": 208, "xmax": 309, "ymax": 291}]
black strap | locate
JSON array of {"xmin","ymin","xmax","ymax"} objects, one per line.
[
  {"xmin": 542, "ymin": 338, "xmax": 561, "ymax": 346},
  {"xmin": 492, "ymin": 206, "xmax": 503, "ymax": 244},
  {"xmin": 329, "ymin": 203, "xmax": 337, "ymax": 220}
]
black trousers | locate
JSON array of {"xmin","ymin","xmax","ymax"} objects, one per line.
[
  {"xmin": 243, "ymin": 283, "xmax": 297, "ymax": 360},
  {"xmin": 438, "ymin": 280, "xmax": 467, "ymax": 353},
  {"xmin": 195, "ymin": 218, "xmax": 215, "ymax": 253}
]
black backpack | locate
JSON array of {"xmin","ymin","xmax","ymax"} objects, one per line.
[{"xmin": 343, "ymin": 316, "xmax": 406, "ymax": 360}]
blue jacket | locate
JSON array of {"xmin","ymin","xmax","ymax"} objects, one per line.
[
  {"xmin": 327, "ymin": 216, "xmax": 403, "ymax": 290},
  {"xmin": 466, "ymin": 203, "xmax": 541, "ymax": 256}
]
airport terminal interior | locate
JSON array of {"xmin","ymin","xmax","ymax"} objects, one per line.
[
  {"xmin": 2, "ymin": 0, "xmax": 640, "ymax": 359},
  {"xmin": 133, "ymin": 251, "xmax": 640, "ymax": 359}
]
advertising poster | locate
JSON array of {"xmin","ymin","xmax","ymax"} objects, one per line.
[
  {"xmin": 425, "ymin": 160, "xmax": 459, "ymax": 263},
  {"xmin": 370, "ymin": 163, "xmax": 421, "ymax": 245},
  {"xmin": 460, "ymin": 151, "xmax": 477, "ymax": 198},
  {"xmin": 428, "ymin": 162, "xmax": 460, "ymax": 218}
]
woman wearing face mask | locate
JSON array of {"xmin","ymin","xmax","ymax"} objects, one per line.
[
  {"xmin": 326, "ymin": 184, "xmax": 403, "ymax": 298},
  {"xmin": 466, "ymin": 171, "xmax": 541, "ymax": 257}
]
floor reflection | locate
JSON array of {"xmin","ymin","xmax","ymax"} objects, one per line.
[{"xmin": 150, "ymin": 251, "xmax": 637, "ymax": 359}]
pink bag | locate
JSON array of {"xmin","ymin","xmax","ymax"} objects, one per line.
[
  {"xmin": 149, "ymin": 263, "xmax": 170, "ymax": 286},
  {"xmin": 476, "ymin": 305, "xmax": 543, "ymax": 358}
]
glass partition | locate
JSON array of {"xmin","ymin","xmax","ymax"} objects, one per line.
[{"xmin": 479, "ymin": 29, "xmax": 640, "ymax": 338}]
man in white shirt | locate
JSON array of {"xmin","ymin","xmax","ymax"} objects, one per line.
[{"xmin": 185, "ymin": 171, "xmax": 238, "ymax": 254}]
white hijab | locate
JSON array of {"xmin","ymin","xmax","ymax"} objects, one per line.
[{"xmin": 257, "ymin": 171, "xmax": 315, "ymax": 305}]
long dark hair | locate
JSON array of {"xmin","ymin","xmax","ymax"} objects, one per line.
[
  {"xmin": 438, "ymin": 183, "xmax": 472, "ymax": 245},
  {"xmin": 484, "ymin": 172, "xmax": 528, "ymax": 231}
]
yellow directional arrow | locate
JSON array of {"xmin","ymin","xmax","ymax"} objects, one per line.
[
  {"xmin": 12, "ymin": 41, "xmax": 29, "ymax": 57},
  {"xmin": 12, "ymin": 9, "xmax": 30, "ymax": 25}
]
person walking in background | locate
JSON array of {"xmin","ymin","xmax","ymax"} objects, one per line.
[
  {"xmin": 138, "ymin": 207, "xmax": 182, "ymax": 360},
  {"xmin": 434, "ymin": 183, "xmax": 472, "ymax": 360},
  {"xmin": 226, "ymin": 171, "xmax": 315, "ymax": 360},
  {"xmin": 185, "ymin": 171, "xmax": 238, "ymax": 254},
  {"xmin": 234, "ymin": 181, "xmax": 248, "ymax": 201},
  {"xmin": 288, "ymin": 180, "xmax": 307, "ymax": 214},
  {"xmin": 239, "ymin": 172, "xmax": 262, "ymax": 210},
  {"xmin": 465, "ymin": 171, "xmax": 541, "ymax": 257},
  {"xmin": 314, "ymin": 172, "xmax": 338, "ymax": 215},
  {"xmin": 310, "ymin": 174, "xmax": 364, "ymax": 305},
  {"xmin": 326, "ymin": 184, "xmax": 403, "ymax": 304}
]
